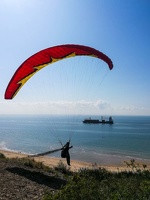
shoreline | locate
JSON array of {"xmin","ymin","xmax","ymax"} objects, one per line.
[{"xmin": 1, "ymin": 149, "xmax": 150, "ymax": 172}]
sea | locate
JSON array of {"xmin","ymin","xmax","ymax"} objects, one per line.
[{"xmin": 0, "ymin": 115, "xmax": 150, "ymax": 165}]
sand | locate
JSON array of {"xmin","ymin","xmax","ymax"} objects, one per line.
[{"xmin": 1, "ymin": 149, "xmax": 150, "ymax": 172}]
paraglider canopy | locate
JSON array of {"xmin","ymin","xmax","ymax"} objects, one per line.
[{"xmin": 5, "ymin": 44, "xmax": 113, "ymax": 100}]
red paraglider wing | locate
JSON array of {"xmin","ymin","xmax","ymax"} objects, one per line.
[{"xmin": 5, "ymin": 44, "xmax": 113, "ymax": 99}]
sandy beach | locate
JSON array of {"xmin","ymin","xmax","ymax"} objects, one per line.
[{"xmin": 1, "ymin": 149, "xmax": 150, "ymax": 172}]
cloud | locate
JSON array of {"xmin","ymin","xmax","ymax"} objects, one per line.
[
  {"xmin": 1, "ymin": 100, "xmax": 149, "ymax": 115},
  {"xmin": 0, "ymin": 99, "xmax": 112, "ymax": 115},
  {"xmin": 112, "ymin": 105, "xmax": 149, "ymax": 115},
  {"xmin": 119, "ymin": 105, "xmax": 144, "ymax": 111}
]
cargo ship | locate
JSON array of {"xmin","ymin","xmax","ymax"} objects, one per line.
[{"xmin": 83, "ymin": 116, "xmax": 113, "ymax": 124}]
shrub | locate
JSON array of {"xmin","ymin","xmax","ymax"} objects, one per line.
[
  {"xmin": 0, "ymin": 153, "xmax": 6, "ymax": 159},
  {"xmin": 43, "ymin": 167, "xmax": 150, "ymax": 200},
  {"xmin": 54, "ymin": 160, "xmax": 70, "ymax": 174}
]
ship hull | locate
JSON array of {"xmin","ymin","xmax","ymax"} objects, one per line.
[{"xmin": 83, "ymin": 119, "xmax": 113, "ymax": 124}]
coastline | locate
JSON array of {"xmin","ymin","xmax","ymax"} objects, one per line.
[{"xmin": 1, "ymin": 149, "xmax": 150, "ymax": 172}]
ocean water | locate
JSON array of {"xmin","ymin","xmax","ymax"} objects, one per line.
[{"xmin": 0, "ymin": 115, "xmax": 150, "ymax": 164}]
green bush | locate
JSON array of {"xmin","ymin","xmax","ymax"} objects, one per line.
[
  {"xmin": 43, "ymin": 166, "xmax": 150, "ymax": 200},
  {"xmin": 54, "ymin": 160, "xmax": 71, "ymax": 174},
  {"xmin": 0, "ymin": 153, "xmax": 6, "ymax": 159}
]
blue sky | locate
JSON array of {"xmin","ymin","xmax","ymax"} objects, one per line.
[{"xmin": 0, "ymin": 0, "xmax": 150, "ymax": 116}]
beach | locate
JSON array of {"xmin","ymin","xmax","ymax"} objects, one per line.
[
  {"xmin": 1, "ymin": 115, "xmax": 150, "ymax": 173},
  {"xmin": 1, "ymin": 149, "xmax": 150, "ymax": 172}
]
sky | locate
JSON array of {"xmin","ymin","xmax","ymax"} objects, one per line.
[{"xmin": 0, "ymin": 0, "xmax": 150, "ymax": 116}]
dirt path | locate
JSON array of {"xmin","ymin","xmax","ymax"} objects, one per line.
[{"xmin": 0, "ymin": 159, "xmax": 66, "ymax": 200}]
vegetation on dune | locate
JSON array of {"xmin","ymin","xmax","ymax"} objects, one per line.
[
  {"xmin": 0, "ymin": 153, "xmax": 150, "ymax": 200},
  {"xmin": 0, "ymin": 152, "xmax": 6, "ymax": 159},
  {"xmin": 44, "ymin": 159, "xmax": 150, "ymax": 200}
]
